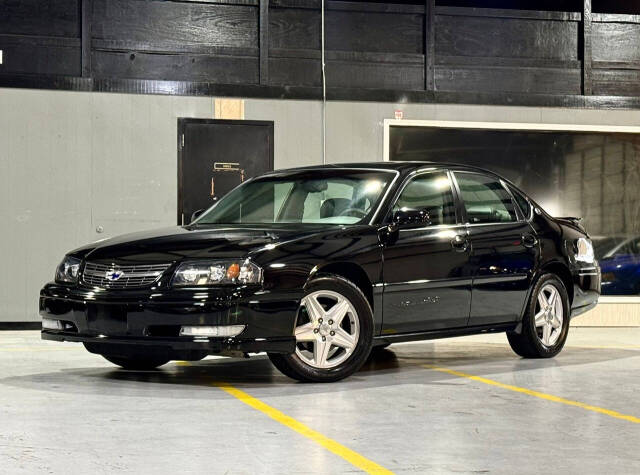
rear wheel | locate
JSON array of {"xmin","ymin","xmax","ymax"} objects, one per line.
[
  {"xmin": 507, "ymin": 273, "xmax": 570, "ymax": 358},
  {"xmin": 268, "ymin": 275, "xmax": 373, "ymax": 382}
]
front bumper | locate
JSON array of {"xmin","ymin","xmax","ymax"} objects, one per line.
[
  {"xmin": 40, "ymin": 283, "xmax": 302, "ymax": 358},
  {"xmin": 571, "ymin": 263, "xmax": 601, "ymax": 318}
]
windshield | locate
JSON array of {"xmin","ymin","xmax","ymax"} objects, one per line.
[{"xmin": 194, "ymin": 170, "xmax": 394, "ymax": 225}]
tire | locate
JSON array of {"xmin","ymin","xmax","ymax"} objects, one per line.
[
  {"xmin": 101, "ymin": 354, "xmax": 170, "ymax": 370},
  {"xmin": 507, "ymin": 273, "xmax": 570, "ymax": 358},
  {"xmin": 268, "ymin": 274, "xmax": 374, "ymax": 383}
]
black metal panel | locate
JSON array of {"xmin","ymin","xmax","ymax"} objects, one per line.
[
  {"xmin": 592, "ymin": 69, "xmax": 640, "ymax": 96},
  {"xmin": 92, "ymin": 50, "xmax": 259, "ymax": 83},
  {"xmin": 325, "ymin": 9, "xmax": 424, "ymax": 54},
  {"xmin": 435, "ymin": 64, "xmax": 581, "ymax": 95},
  {"xmin": 81, "ymin": 0, "xmax": 93, "ymax": 77},
  {"xmin": 0, "ymin": 35, "xmax": 81, "ymax": 76},
  {"xmin": 269, "ymin": 5, "xmax": 320, "ymax": 50},
  {"xmin": 592, "ymin": 21, "xmax": 640, "ymax": 62},
  {"xmin": 5, "ymin": 73, "xmax": 640, "ymax": 108},
  {"xmin": 424, "ymin": 0, "xmax": 435, "ymax": 91},
  {"xmin": 435, "ymin": 14, "xmax": 579, "ymax": 60},
  {"xmin": 591, "ymin": 15, "xmax": 640, "ymax": 96},
  {"xmin": 269, "ymin": 56, "xmax": 321, "ymax": 86},
  {"xmin": 326, "ymin": 57, "xmax": 424, "ymax": 90},
  {"xmin": 582, "ymin": 0, "xmax": 593, "ymax": 94},
  {"xmin": 259, "ymin": 0, "xmax": 270, "ymax": 84},
  {"xmin": 0, "ymin": 0, "xmax": 640, "ymax": 107},
  {"xmin": 0, "ymin": 0, "xmax": 79, "ymax": 37},
  {"xmin": 92, "ymin": 0, "xmax": 259, "ymax": 51}
]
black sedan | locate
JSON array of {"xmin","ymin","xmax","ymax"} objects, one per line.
[{"xmin": 41, "ymin": 162, "xmax": 600, "ymax": 382}]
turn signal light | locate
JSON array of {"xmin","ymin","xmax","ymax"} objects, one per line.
[{"xmin": 179, "ymin": 325, "xmax": 245, "ymax": 337}]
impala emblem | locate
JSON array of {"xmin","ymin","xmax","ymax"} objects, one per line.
[{"xmin": 105, "ymin": 269, "xmax": 124, "ymax": 281}]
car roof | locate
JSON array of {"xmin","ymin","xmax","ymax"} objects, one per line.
[{"xmin": 265, "ymin": 161, "xmax": 496, "ymax": 176}]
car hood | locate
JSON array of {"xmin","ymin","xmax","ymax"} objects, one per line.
[{"xmin": 71, "ymin": 224, "xmax": 336, "ymax": 263}]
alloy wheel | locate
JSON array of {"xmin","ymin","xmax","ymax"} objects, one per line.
[
  {"xmin": 534, "ymin": 283, "xmax": 564, "ymax": 347},
  {"xmin": 294, "ymin": 290, "xmax": 360, "ymax": 369}
]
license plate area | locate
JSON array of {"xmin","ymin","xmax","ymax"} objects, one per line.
[{"xmin": 87, "ymin": 304, "xmax": 128, "ymax": 335}]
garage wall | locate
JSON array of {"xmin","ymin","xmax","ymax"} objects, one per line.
[
  {"xmin": 0, "ymin": 89, "xmax": 325, "ymax": 322},
  {"xmin": 2, "ymin": 88, "xmax": 640, "ymax": 323},
  {"xmin": 0, "ymin": 89, "xmax": 214, "ymax": 322}
]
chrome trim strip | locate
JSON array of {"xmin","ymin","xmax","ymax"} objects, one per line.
[
  {"xmin": 385, "ymin": 277, "xmax": 473, "ymax": 289},
  {"xmin": 465, "ymin": 221, "xmax": 525, "ymax": 228},
  {"xmin": 399, "ymin": 223, "xmax": 462, "ymax": 233},
  {"xmin": 473, "ymin": 274, "xmax": 529, "ymax": 284}
]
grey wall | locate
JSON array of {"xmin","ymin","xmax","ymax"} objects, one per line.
[
  {"xmin": 2, "ymin": 88, "xmax": 640, "ymax": 322},
  {"xmin": 0, "ymin": 89, "xmax": 214, "ymax": 321}
]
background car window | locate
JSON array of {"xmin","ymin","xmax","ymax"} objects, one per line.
[
  {"xmin": 393, "ymin": 172, "xmax": 456, "ymax": 225},
  {"xmin": 456, "ymin": 172, "xmax": 517, "ymax": 224}
]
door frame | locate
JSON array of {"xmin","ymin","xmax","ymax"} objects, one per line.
[{"xmin": 177, "ymin": 118, "xmax": 274, "ymax": 225}]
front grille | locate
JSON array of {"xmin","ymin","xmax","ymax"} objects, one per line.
[{"xmin": 82, "ymin": 262, "xmax": 171, "ymax": 289}]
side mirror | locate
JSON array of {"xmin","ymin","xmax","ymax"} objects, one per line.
[
  {"xmin": 190, "ymin": 209, "xmax": 205, "ymax": 223},
  {"xmin": 392, "ymin": 208, "xmax": 433, "ymax": 227}
]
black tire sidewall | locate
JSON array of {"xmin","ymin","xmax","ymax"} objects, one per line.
[
  {"xmin": 281, "ymin": 274, "xmax": 374, "ymax": 382},
  {"xmin": 525, "ymin": 274, "xmax": 570, "ymax": 357}
]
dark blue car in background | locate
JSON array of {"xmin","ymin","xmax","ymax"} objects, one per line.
[{"xmin": 594, "ymin": 236, "xmax": 640, "ymax": 295}]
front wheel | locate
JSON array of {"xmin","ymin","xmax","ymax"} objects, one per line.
[
  {"xmin": 507, "ymin": 273, "xmax": 570, "ymax": 358},
  {"xmin": 268, "ymin": 274, "xmax": 374, "ymax": 382}
]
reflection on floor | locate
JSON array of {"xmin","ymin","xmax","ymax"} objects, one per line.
[{"xmin": 1, "ymin": 328, "xmax": 638, "ymax": 474}]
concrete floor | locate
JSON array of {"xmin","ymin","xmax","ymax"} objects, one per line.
[{"xmin": 1, "ymin": 328, "xmax": 639, "ymax": 474}]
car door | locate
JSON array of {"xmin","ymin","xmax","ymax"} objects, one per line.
[
  {"xmin": 381, "ymin": 170, "xmax": 473, "ymax": 334},
  {"xmin": 452, "ymin": 171, "xmax": 539, "ymax": 326}
]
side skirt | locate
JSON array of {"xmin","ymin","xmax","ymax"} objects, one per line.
[{"xmin": 374, "ymin": 323, "xmax": 517, "ymax": 345}]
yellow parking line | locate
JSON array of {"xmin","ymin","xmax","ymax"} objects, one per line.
[
  {"xmin": 213, "ymin": 382, "xmax": 393, "ymax": 475},
  {"xmin": 424, "ymin": 365, "xmax": 640, "ymax": 424}
]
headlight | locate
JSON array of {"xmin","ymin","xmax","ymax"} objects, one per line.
[
  {"xmin": 172, "ymin": 260, "xmax": 263, "ymax": 287},
  {"xmin": 55, "ymin": 256, "xmax": 81, "ymax": 283},
  {"xmin": 575, "ymin": 238, "xmax": 594, "ymax": 263}
]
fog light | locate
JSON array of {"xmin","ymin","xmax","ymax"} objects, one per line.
[
  {"xmin": 42, "ymin": 319, "xmax": 64, "ymax": 330},
  {"xmin": 179, "ymin": 325, "xmax": 245, "ymax": 337}
]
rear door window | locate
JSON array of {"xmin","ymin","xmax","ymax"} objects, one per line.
[
  {"xmin": 393, "ymin": 172, "xmax": 457, "ymax": 226},
  {"xmin": 455, "ymin": 172, "xmax": 517, "ymax": 224}
]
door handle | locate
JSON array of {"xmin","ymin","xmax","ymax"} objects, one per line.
[
  {"xmin": 522, "ymin": 234, "xmax": 538, "ymax": 248},
  {"xmin": 451, "ymin": 234, "xmax": 469, "ymax": 252}
]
